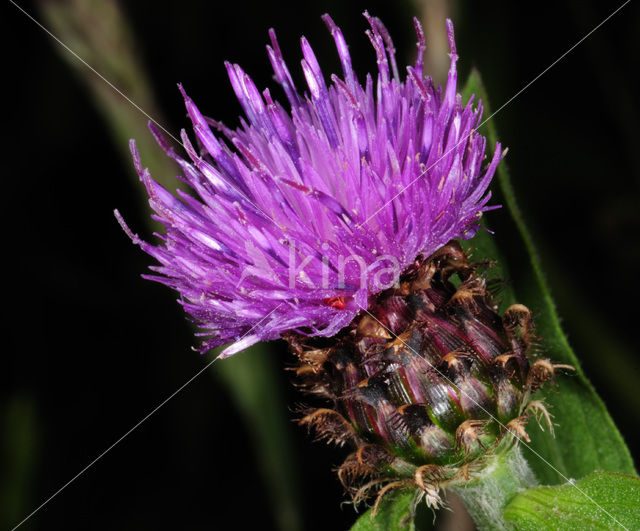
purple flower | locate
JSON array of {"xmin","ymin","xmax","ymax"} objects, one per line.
[{"xmin": 118, "ymin": 13, "xmax": 502, "ymax": 358}]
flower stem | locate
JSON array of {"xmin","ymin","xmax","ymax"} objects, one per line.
[{"xmin": 450, "ymin": 446, "xmax": 537, "ymax": 530}]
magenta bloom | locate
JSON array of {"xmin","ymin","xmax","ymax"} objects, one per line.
[{"xmin": 119, "ymin": 13, "xmax": 502, "ymax": 358}]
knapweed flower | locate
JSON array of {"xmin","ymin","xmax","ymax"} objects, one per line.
[
  {"xmin": 121, "ymin": 13, "xmax": 569, "ymax": 514},
  {"xmin": 118, "ymin": 14, "xmax": 501, "ymax": 358}
]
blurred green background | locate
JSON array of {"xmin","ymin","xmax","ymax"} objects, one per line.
[{"xmin": 3, "ymin": 0, "xmax": 638, "ymax": 529}]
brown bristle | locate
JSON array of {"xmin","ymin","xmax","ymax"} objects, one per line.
[
  {"xmin": 299, "ymin": 408, "xmax": 357, "ymax": 446},
  {"xmin": 455, "ymin": 419, "xmax": 490, "ymax": 455}
]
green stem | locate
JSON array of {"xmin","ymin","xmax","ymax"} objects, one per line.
[{"xmin": 450, "ymin": 446, "xmax": 537, "ymax": 530}]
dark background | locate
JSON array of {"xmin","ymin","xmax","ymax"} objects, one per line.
[{"xmin": 4, "ymin": 0, "xmax": 639, "ymax": 529}]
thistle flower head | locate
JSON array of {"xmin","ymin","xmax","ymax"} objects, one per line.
[{"xmin": 119, "ymin": 13, "xmax": 502, "ymax": 358}]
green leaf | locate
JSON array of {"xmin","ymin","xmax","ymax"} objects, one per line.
[
  {"xmin": 503, "ymin": 472, "xmax": 640, "ymax": 530},
  {"xmin": 461, "ymin": 69, "xmax": 636, "ymax": 483},
  {"xmin": 351, "ymin": 489, "xmax": 417, "ymax": 531}
]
